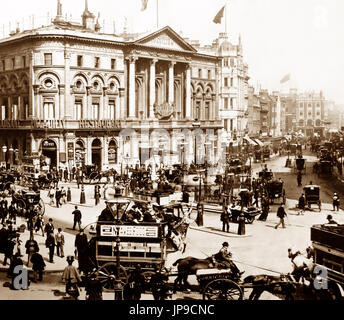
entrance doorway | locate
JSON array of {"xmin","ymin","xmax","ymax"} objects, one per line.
[
  {"xmin": 92, "ymin": 139, "xmax": 102, "ymax": 170},
  {"xmin": 41, "ymin": 139, "xmax": 57, "ymax": 169}
]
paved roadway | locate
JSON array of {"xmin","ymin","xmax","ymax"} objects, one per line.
[{"xmin": 1, "ymin": 151, "xmax": 344, "ymax": 300}]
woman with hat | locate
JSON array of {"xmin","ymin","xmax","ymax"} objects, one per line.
[{"xmin": 62, "ymin": 256, "xmax": 82, "ymax": 299}]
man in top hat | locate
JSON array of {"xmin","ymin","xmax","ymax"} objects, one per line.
[
  {"xmin": 326, "ymin": 215, "xmax": 338, "ymax": 225},
  {"xmin": 213, "ymin": 242, "xmax": 244, "ymax": 277}
]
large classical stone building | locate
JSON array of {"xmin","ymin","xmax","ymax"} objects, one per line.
[{"xmin": 0, "ymin": 1, "xmax": 222, "ymax": 171}]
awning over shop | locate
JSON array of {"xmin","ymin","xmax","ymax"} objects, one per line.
[
  {"xmin": 254, "ymin": 139, "xmax": 264, "ymax": 147},
  {"xmin": 244, "ymin": 136, "xmax": 258, "ymax": 145}
]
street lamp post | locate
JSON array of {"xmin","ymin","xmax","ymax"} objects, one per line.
[
  {"xmin": 2, "ymin": 145, "xmax": 7, "ymax": 168},
  {"xmin": 192, "ymin": 120, "xmax": 201, "ymax": 165},
  {"xmin": 80, "ymin": 151, "xmax": 86, "ymax": 204}
]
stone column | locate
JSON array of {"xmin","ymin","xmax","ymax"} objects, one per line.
[
  {"xmin": 85, "ymin": 86, "xmax": 91, "ymax": 120},
  {"xmin": 103, "ymin": 136, "xmax": 109, "ymax": 170},
  {"xmin": 211, "ymin": 94, "xmax": 216, "ymax": 120},
  {"xmin": 101, "ymin": 87, "xmax": 107, "ymax": 120},
  {"xmin": 59, "ymin": 85, "xmax": 65, "ymax": 119},
  {"xmin": 64, "ymin": 49, "xmax": 72, "ymax": 119},
  {"xmin": 168, "ymin": 61, "xmax": 176, "ymax": 104},
  {"xmin": 7, "ymin": 97, "xmax": 11, "ymax": 119},
  {"xmin": 128, "ymin": 56, "xmax": 138, "ymax": 119},
  {"xmin": 185, "ymin": 64, "xmax": 191, "ymax": 119},
  {"xmin": 28, "ymin": 51, "xmax": 35, "ymax": 119},
  {"xmin": 119, "ymin": 88, "xmax": 125, "ymax": 119},
  {"xmin": 149, "ymin": 59, "xmax": 158, "ymax": 119}
]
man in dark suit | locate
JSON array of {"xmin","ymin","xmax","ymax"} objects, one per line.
[
  {"xmin": 44, "ymin": 218, "xmax": 54, "ymax": 237},
  {"xmin": 45, "ymin": 232, "xmax": 55, "ymax": 263},
  {"xmin": 74, "ymin": 229, "xmax": 90, "ymax": 274}
]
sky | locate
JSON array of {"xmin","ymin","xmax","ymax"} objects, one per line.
[{"xmin": 1, "ymin": 0, "xmax": 344, "ymax": 104}]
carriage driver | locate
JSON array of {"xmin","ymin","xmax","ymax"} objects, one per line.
[{"xmin": 213, "ymin": 242, "xmax": 244, "ymax": 276}]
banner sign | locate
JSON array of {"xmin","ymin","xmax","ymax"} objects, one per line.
[{"xmin": 100, "ymin": 225, "xmax": 159, "ymax": 238}]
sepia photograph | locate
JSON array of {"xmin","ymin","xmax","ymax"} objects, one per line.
[{"xmin": 0, "ymin": 0, "xmax": 343, "ymax": 307}]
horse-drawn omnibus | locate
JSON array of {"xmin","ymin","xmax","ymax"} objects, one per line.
[
  {"xmin": 87, "ymin": 197, "xmax": 191, "ymax": 291},
  {"xmin": 310, "ymin": 224, "xmax": 344, "ymax": 300}
]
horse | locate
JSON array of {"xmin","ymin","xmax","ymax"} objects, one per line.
[
  {"xmin": 0, "ymin": 239, "xmax": 16, "ymax": 266},
  {"xmin": 243, "ymin": 274, "xmax": 296, "ymax": 300},
  {"xmin": 172, "ymin": 256, "xmax": 215, "ymax": 292}
]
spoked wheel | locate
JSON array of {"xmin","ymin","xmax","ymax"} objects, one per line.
[
  {"xmin": 96, "ymin": 262, "xmax": 128, "ymax": 292},
  {"xmin": 37, "ymin": 199, "xmax": 45, "ymax": 216},
  {"xmin": 203, "ymin": 279, "xmax": 243, "ymax": 300}
]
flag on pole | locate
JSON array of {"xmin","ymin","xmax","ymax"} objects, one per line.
[
  {"xmin": 280, "ymin": 73, "xmax": 291, "ymax": 84},
  {"xmin": 141, "ymin": 0, "xmax": 149, "ymax": 11},
  {"xmin": 213, "ymin": 5, "xmax": 225, "ymax": 24}
]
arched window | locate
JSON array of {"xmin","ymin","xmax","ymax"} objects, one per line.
[
  {"xmin": 75, "ymin": 140, "xmax": 85, "ymax": 166},
  {"xmin": 315, "ymin": 119, "xmax": 321, "ymax": 127},
  {"xmin": 108, "ymin": 140, "xmax": 118, "ymax": 164},
  {"xmin": 307, "ymin": 119, "xmax": 313, "ymax": 126},
  {"xmin": 299, "ymin": 120, "xmax": 304, "ymax": 127}
]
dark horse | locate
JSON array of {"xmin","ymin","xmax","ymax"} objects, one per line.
[
  {"xmin": 243, "ymin": 274, "xmax": 296, "ymax": 300},
  {"xmin": 0, "ymin": 239, "xmax": 16, "ymax": 266},
  {"xmin": 172, "ymin": 256, "xmax": 215, "ymax": 292}
]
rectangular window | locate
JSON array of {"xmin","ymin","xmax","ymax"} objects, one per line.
[
  {"xmin": 43, "ymin": 102, "xmax": 54, "ymax": 120},
  {"xmin": 77, "ymin": 55, "xmax": 83, "ymax": 67},
  {"xmin": 230, "ymin": 77, "xmax": 233, "ymax": 87},
  {"xmin": 44, "ymin": 53, "xmax": 52, "ymax": 66},
  {"xmin": 92, "ymin": 103, "xmax": 99, "ymax": 120},
  {"xmin": 230, "ymin": 98, "xmax": 234, "ymax": 109},
  {"xmin": 74, "ymin": 101, "xmax": 82, "ymax": 120},
  {"xmin": 95, "ymin": 57, "xmax": 100, "ymax": 68},
  {"xmin": 224, "ymin": 59, "xmax": 228, "ymax": 67},
  {"xmin": 230, "ymin": 119, "xmax": 233, "ymax": 131},
  {"xmin": 207, "ymin": 70, "xmax": 211, "ymax": 79},
  {"xmin": 196, "ymin": 101, "xmax": 201, "ymax": 119},
  {"xmin": 230, "ymin": 58, "xmax": 235, "ymax": 67},
  {"xmin": 205, "ymin": 102, "xmax": 210, "ymax": 119},
  {"xmin": 12, "ymin": 58, "xmax": 15, "ymax": 69},
  {"xmin": 224, "ymin": 98, "xmax": 228, "ymax": 109},
  {"xmin": 108, "ymin": 101, "xmax": 115, "ymax": 120},
  {"xmin": 224, "ymin": 119, "xmax": 228, "ymax": 131},
  {"xmin": 2, "ymin": 60, "xmax": 5, "ymax": 71},
  {"xmin": 198, "ymin": 69, "xmax": 202, "ymax": 78},
  {"xmin": 224, "ymin": 78, "xmax": 228, "ymax": 87},
  {"xmin": 111, "ymin": 59, "xmax": 116, "ymax": 70},
  {"xmin": 22, "ymin": 56, "xmax": 26, "ymax": 68}
]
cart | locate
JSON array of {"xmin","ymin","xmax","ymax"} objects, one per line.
[
  {"xmin": 197, "ymin": 269, "xmax": 243, "ymax": 300},
  {"xmin": 303, "ymin": 185, "xmax": 321, "ymax": 211},
  {"xmin": 229, "ymin": 205, "xmax": 262, "ymax": 224},
  {"xmin": 265, "ymin": 180, "xmax": 286, "ymax": 205},
  {"xmin": 12, "ymin": 190, "xmax": 45, "ymax": 216}
]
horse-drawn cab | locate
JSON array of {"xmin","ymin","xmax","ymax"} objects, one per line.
[
  {"xmin": 12, "ymin": 189, "xmax": 45, "ymax": 216},
  {"xmin": 317, "ymin": 160, "xmax": 333, "ymax": 177},
  {"xmin": 265, "ymin": 179, "xmax": 286, "ymax": 205},
  {"xmin": 258, "ymin": 170, "xmax": 273, "ymax": 182},
  {"xmin": 303, "ymin": 185, "xmax": 321, "ymax": 211}
]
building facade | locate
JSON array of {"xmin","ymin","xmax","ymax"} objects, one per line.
[
  {"xmin": 296, "ymin": 91, "xmax": 325, "ymax": 137},
  {"xmin": 0, "ymin": 1, "xmax": 222, "ymax": 171}
]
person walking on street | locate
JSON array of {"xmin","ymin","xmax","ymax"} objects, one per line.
[
  {"xmin": 55, "ymin": 187, "xmax": 61, "ymax": 208},
  {"xmin": 55, "ymin": 228, "xmax": 65, "ymax": 258},
  {"xmin": 48, "ymin": 187, "xmax": 55, "ymax": 206},
  {"xmin": 333, "ymin": 193, "xmax": 340, "ymax": 211},
  {"xmin": 220, "ymin": 205, "xmax": 231, "ymax": 233},
  {"xmin": 60, "ymin": 187, "xmax": 67, "ymax": 205},
  {"xmin": 25, "ymin": 231, "xmax": 39, "ymax": 267},
  {"xmin": 45, "ymin": 232, "xmax": 56, "ymax": 263},
  {"xmin": 298, "ymin": 193, "xmax": 306, "ymax": 215},
  {"xmin": 124, "ymin": 264, "xmax": 146, "ymax": 300},
  {"xmin": 8, "ymin": 201, "xmax": 17, "ymax": 225},
  {"xmin": 326, "ymin": 215, "xmax": 338, "ymax": 224},
  {"xmin": 95, "ymin": 185, "xmax": 100, "ymax": 206},
  {"xmin": 275, "ymin": 203, "xmax": 287, "ymax": 229},
  {"xmin": 74, "ymin": 229, "xmax": 90, "ymax": 275},
  {"xmin": 297, "ymin": 171, "xmax": 302, "ymax": 187},
  {"xmin": 30, "ymin": 251, "xmax": 45, "ymax": 282},
  {"xmin": 64, "ymin": 168, "xmax": 69, "ymax": 183},
  {"xmin": 62, "ymin": 256, "xmax": 82, "ymax": 300},
  {"xmin": 44, "ymin": 218, "xmax": 54, "ymax": 237},
  {"xmin": 72, "ymin": 206, "xmax": 82, "ymax": 231},
  {"xmin": 84, "ymin": 273, "xmax": 103, "ymax": 300},
  {"xmin": 34, "ymin": 214, "xmax": 45, "ymax": 237}
]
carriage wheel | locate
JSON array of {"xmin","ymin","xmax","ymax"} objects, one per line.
[
  {"xmin": 203, "ymin": 279, "xmax": 243, "ymax": 300},
  {"xmin": 37, "ymin": 199, "xmax": 45, "ymax": 216},
  {"xmin": 96, "ymin": 262, "xmax": 128, "ymax": 292}
]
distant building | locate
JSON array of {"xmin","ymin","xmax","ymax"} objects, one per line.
[{"xmin": 247, "ymin": 86, "xmax": 260, "ymax": 137}]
